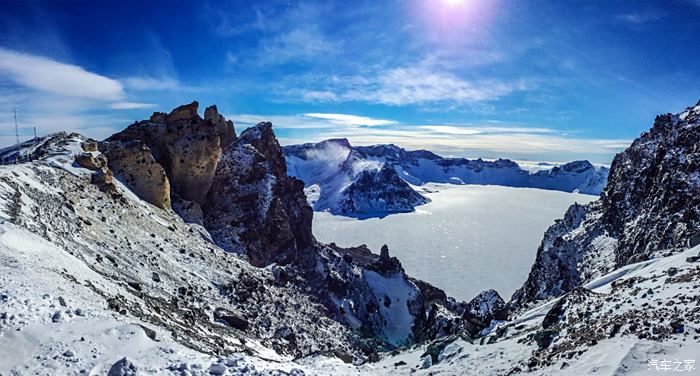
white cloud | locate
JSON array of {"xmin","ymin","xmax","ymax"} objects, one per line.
[
  {"xmin": 257, "ymin": 25, "xmax": 340, "ymax": 65},
  {"xmin": 281, "ymin": 65, "xmax": 532, "ymax": 106},
  {"xmin": 232, "ymin": 113, "xmax": 397, "ymax": 129},
  {"xmin": 109, "ymin": 102, "xmax": 157, "ymax": 110},
  {"xmin": 0, "ymin": 47, "xmax": 124, "ymax": 100},
  {"xmin": 303, "ymin": 113, "xmax": 396, "ymax": 126},
  {"xmin": 419, "ymin": 125, "xmax": 556, "ymax": 135},
  {"xmin": 275, "ymin": 123, "xmax": 629, "ymax": 164}
]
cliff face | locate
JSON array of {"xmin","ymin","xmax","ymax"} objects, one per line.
[
  {"xmin": 512, "ymin": 100, "xmax": 700, "ymax": 308},
  {"xmin": 98, "ymin": 103, "xmax": 466, "ymax": 351},
  {"xmin": 202, "ymin": 122, "xmax": 314, "ymax": 267},
  {"xmin": 106, "ymin": 101, "xmax": 227, "ymax": 204}
]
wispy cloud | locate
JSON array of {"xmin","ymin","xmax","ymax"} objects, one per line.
[
  {"xmin": 109, "ymin": 102, "xmax": 157, "ymax": 110},
  {"xmin": 232, "ymin": 113, "xmax": 397, "ymax": 129},
  {"xmin": 0, "ymin": 47, "xmax": 124, "ymax": 100},
  {"xmin": 616, "ymin": 10, "xmax": 665, "ymax": 24},
  {"xmin": 278, "ymin": 65, "xmax": 532, "ymax": 106},
  {"xmin": 303, "ymin": 113, "xmax": 396, "ymax": 126},
  {"xmin": 257, "ymin": 25, "xmax": 340, "ymax": 65}
]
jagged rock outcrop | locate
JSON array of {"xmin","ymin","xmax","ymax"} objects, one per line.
[
  {"xmin": 202, "ymin": 122, "xmax": 313, "ymax": 267},
  {"xmin": 205, "ymin": 105, "xmax": 237, "ymax": 148},
  {"xmin": 74, "ymin": 152, "xmax": 107, "ymax": 170},
  {"xmin": 461, "ymin": 289, "xmax": 508, "ymax": 327},
  {"xmin": 100, "ymin": 140, "xmax": 171, "ymax": 209},
  {"xmin": 511, "ymin": 100, "xmax": 700, "ymax": 309},
  {"xmin": 298, "ymin": 243, "xmax": 465, "ymax": 348},
  {"xmin": 106, "ymin": 101, "xmax": 225, "ymax": 204}
]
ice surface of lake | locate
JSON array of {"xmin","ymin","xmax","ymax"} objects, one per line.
[{"xmin": 312, "ymin": 184, "xmax": 597, "ymax": 302}]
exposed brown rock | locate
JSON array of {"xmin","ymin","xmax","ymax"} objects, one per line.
[
  {"xmin": 100, "ymin": 140, "xmax": 171, "ymax": 209},
  {"xmin": 204, "ymin": 105, "xmax": 237, "ymax": 148},
  {"xmin": 81, "ymin": 140, "xmax": 98, "ymax": 152},
  {"xmin": 106, "ymin": 101, "xmax": 224, "ymax": 204},
  {"xmin": 74, "ymin": 152, "xmax": 107, "ymax": 170},
  {"xmin": 91, "ymin": 167, "xmax": 112, "ymax": 185}
]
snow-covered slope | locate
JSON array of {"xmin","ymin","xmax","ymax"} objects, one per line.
[
  {"xmin": 284, "ymin": 140, "xmax": 608, "ymax": 217},
  {"xmin": 512, "ymin": 100, "xmax": 700, "ymax": 309},
  {"xmin": 0, "ymin": 104, "xmax": 471, "ymax": 375},
  {"xmin": 328, "ymin": 244, "xmax": 700, "ymax": 375}
]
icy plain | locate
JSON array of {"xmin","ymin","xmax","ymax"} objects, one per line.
[{"xmin": 312, "ymin": 184, "xmax": 597, "ymax": 301}]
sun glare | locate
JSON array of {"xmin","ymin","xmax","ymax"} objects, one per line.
[{"xmin": 443, "ymin": 0, "xmax": 467, "ymax": 6}]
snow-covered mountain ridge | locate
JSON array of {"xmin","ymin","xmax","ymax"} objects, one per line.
[
  {"xmin": 284, "ymin": 139, "xmax": 608, "ymax": 216},
  {"xmin": 0, "ymin": 103, "xmax": 486, "ymax": 374},
  {"xmin": 512, "ymin": 99, "xmax": 700, "ymax": 309},
  {"xmin": 1, "ymin": 100, "xmax": 699, "ymax": 375}
]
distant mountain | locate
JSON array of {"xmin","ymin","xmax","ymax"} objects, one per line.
[{"xmin": 284, "ymin": 140, "xmax": 609, "ymax": 216}]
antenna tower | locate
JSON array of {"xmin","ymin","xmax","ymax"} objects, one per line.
[{"xmin": 13, "ymin": 106, "xmax": 19, "ymax": 144}]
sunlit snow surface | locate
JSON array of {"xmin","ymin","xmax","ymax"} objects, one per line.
[{"xmin": 313, "ymin": 184, "xmax": 597, "ymax": 301}]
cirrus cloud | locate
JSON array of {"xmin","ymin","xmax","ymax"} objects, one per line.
[{"xmin": 0, "ymin": 47, "xmax": 124, "ymax": 100}]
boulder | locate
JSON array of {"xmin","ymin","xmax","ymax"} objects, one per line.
[
  {"xmin": 100, "ymin": 141, "xmax": 171, "ymax": 209},
  {"xmin": 463, "ymin": 289, "xmax": 507, "ymax": 326},
  {"xmin": 81, "ymin": 140, "xmax": 98, "ymax": 152},
  {"xmin": 213, "ymin": 307, "xmax": 249, "ymax": 331},
  {"xmin": 107, "ymin": 357, "xmax": 138, "ymax": 376},
  {"xmin": 74, "ymin": 152, "xmax": 107, "ymax": 170},
  {"xmin": 91, "ymin": 167, "xmax": 116, "ymax": 192}
]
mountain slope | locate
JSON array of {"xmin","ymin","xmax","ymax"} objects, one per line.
[
  {"xmin": 512, "ymin": 100, "xmax": 700, "ymax": 309},
  {"xmin": 284, "ymin": 140, "xmax": 608, "ymax": 217},
  {"xmin": 0, "ymin": 104, "xmax": 475, "ymax": 374}
]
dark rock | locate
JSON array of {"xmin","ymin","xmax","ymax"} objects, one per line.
[
  {"xmin": 213, "ymin": 307, "xmax": 249, "ymax": 331},
  {"xmin": 107, "ymin": 357, "xmax": 138, "ymax": 376},
  {"xmin": 202, "ymin": 122, "xmax": 313, "ymax": 267},
  {"xmin": 138, "ymin": 324, "xmax": 157, "ymax": 341},
  {"xmin": 512, "ymin": 100, "xmax": 700, "ymax": 307},
  {"xmin": 463, "ymin": 289, "xmax": 508, "ymax": 327},
  {"xmin": 533, "ymin": 329, "xmax": 558, "ymax": 349}
]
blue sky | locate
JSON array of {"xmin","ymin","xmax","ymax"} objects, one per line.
[{"xmin": 1, "ymin": 0, "xmax": 699, "ymax": 163}]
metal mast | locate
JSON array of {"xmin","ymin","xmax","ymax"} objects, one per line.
[{"xmin": 13, "ymin": 106, "xmax": 19, "ymax": 144}]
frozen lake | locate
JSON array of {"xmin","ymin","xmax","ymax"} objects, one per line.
[{"xmin": 312, "ymin": 184, "xmax": 597, "ymax": 302}]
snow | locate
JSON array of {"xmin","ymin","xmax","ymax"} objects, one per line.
[
  {"xmin": 313, "ymin": 184, "xmax": 597, "ymax": 301},
  {"xmin": 363, "ymin": 271, "xmax": 417, "ymax": 346}
]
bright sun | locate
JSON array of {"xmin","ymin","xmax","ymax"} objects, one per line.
[{"xmin": 443, "ymin": 0, "xmax": 467, "ymax": 6}]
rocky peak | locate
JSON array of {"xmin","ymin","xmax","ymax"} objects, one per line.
[
  {"xmin": 166, "ymin": 101, "xmax": 200, "ymax": 122},
  {"xmin": 202, "ymin": 121, "xmax": 313, "ymax": 267},
  {"xmin": 512, "ymin": 99, "xmax": 700, "ymax": 309},
  {"xmin": 204, "ymin": 105, "xmax": 237, "ymax": 148},
  {"xmin": 238, "ymin": 122, "xmax": 287, "ymax": 178},
  {"xmin": 558, "ymin": 160, "xmax": 594, "ymax": 173},
  {"xmin": 106, "ymin": 102, "xmax": 225, "ymax": 204}
]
